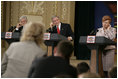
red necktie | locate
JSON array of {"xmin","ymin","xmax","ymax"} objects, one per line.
[{"xmin": 57, "ymin": 26, "xmax": 60, "ymax": 34}]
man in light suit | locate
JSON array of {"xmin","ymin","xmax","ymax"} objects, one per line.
[{"xmin": 47, "ymin": 15, "xmax": 74, "ymax": 41}]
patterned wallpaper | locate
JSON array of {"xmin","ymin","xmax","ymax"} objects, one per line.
[{"xmin": 8, "ymin": 1, "xmax": 75, "ymax": 31}]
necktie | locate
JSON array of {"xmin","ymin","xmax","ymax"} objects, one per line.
[{"xmin": 57, "ymin": 26, "xmax": 60, "ymax": 34}]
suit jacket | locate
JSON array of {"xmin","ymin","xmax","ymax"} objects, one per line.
[
  {"xmin": 1, "ymin": 41, "xmax": 46, "ymax": 78},
  {"xmin": 47, "ymin": 23, "xmax": 74, "ymax": 40},
  {"xmin": 28, "ymin": 56, "xmax": 77, "ymax": 78},
  {"xmin": 8, "ymin": 26, "xmax": 23, "ymax": 32},
  {"xmin": 7, "ymin": 26, "xmax": 23, "ymax": 44},
  {"xmin": 96, "ymin": 27, "xmax": 116, "ymax": 50}
]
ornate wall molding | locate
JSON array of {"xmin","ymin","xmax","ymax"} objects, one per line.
[
  {"xmin": 20, "ymin": 1, "xmax": 44, "ymax": 16},
  {"xmin": 61, "ymin": 1, "xmax": 68, "ymax": 21},
  {"xmin": 54, "ymin": 1, "xmax": 58, "ymax": 15},
  {"xmin": 8, "ymin": 1, "xmax": 75, "ymax": 31}
]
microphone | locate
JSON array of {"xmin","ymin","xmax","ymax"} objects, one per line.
[
  {"xmin": 13, "ymin": 26, "xmax": 16, "ymax": 29},
  {"xmin": 8, "ymin": 26, "xmax": 16, "ymax": 32},
  {"xmin": 90, "ymin": 29, "xmax": 98, "ymax": 35},
  {"xmin": 46, "ymin": 29, "xmax": 50, "ymax": 32},
  {"xmin": 90, "ymin": 29, "xmax": 95, "ymax": 35},
  {"xmin": 46, "ymin": 27, "xmax": 52, "ymax": 33}
]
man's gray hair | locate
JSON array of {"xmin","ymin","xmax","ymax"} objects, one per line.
[
  {"xmin": 51, "ymin": 15, "xmax": 59, "ymax": 20},
  {"xmin": 19, "ymin": 16, "xmax": 27, "ymax": 22}
]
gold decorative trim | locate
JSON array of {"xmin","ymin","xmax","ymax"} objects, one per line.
[
  {"xmin": 54, "ymin": 1, "xmax": 58, "ymax": 15},
  {"xmin": 62, "ymin": 2, "xmax": 68, "ymax": 21},
  {"xmin": 20, "ymin": 1, "xmax": 44, "ymax": 16}
]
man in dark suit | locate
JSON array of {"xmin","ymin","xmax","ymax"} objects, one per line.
[
  {"xmin": 8, "ymin": 16, "xmax": 27, "ymax": 32},
  {"xmin": 28, "ymin": 56, "xmax": 77, "ymax": 78},
  {"xmin": 47, "ymin": 15, "xmax": 74, "ymax": 41},
  {"xmin": 7, "ymin": 16, "xmax": 27, "ymax": 44}
]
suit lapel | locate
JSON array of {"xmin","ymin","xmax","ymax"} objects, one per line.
[
  {"xmin": 53, "ymin": 25, "xmax": 57, "ymax": 33},
  {"xmin": 60, "ymin": 23, "xmax": 63, "ymax": 34}
]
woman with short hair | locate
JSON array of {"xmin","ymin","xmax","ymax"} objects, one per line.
[{"xmin": 96, "ymin": 15, "xmax": 116, "ymax": 77}]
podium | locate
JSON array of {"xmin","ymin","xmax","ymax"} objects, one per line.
[
  {"xmin": 1, "ymin": 32, "xmax": 21, "ymax": 44},
  {"xmin": 1, "ymin": 32, "xmax": 67, "ymax": 56},
  {"xmin": 44, "ymin": 33, "xmax": 67, "ymax": 56},
  {"xmin": 79, "ymin": 36, "xmax": 116, "ymax": 77}
]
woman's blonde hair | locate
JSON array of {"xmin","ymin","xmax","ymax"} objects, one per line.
[{"xmin": 20, "ymin": 22, "xmax": 44, "ymax": 45}]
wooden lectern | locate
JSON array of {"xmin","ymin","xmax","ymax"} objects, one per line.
[
  {"xmin": 79, "ymin": 36, "xmax": 116, "ymax": 77},
  {"xmin": 44, "ymin": 33, "xmax": 67, "ymax": 56}
]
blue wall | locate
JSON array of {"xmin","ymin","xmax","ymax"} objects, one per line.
[{"xmin": 94, "ymin": 1, "xmax": 114, "ymax": 29}]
